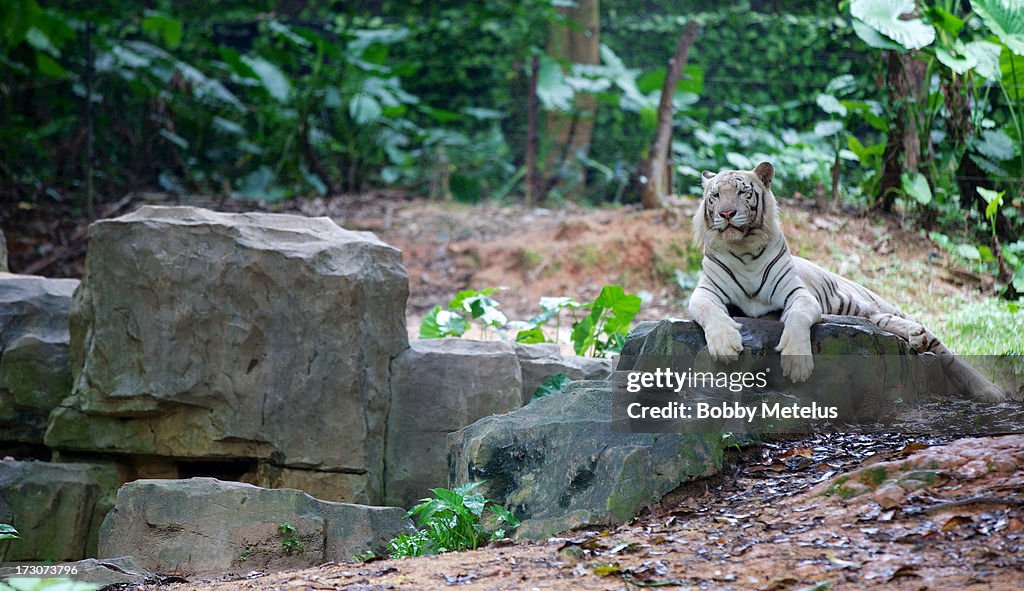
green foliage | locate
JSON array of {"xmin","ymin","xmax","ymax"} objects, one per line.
[
  {"xmin": 277, "ymin": 522, "xmax": 304, "ymax": 555},
  {"xmin": 0, "ymin": 523, "xmax": 18, "ymax": 540},
  {"xmin": 387, "ymin": 482, "xmax": 519, "ymax": 558},
  {"xmin": 419, "ymin": 288, "xmax": 506, "ymax": 339},
  {"xmin": 570, "ymin": 285, "xmax": 642, "ymax": 357},
  {"xmin": 943, "ymin": 297, "xmax": 1024, "ymax": 356},
  {"xmin": 531, "ymin": 373, "xmax": 571, "ymax": 402}
]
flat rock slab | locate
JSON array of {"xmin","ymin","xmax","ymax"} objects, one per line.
[
  {"xmin": 45, "ymin": 206, "xmax": 409, "ymax": 503},
  {"xmin": 99, "ymin": 478, "xmax": 412, "ymax": 575},
  {"xmin": 0, "ymin": 459, "xmax": 119, "ymax": 561},
  {"xmin": 0, "ymin": 273, "xmax": 78, "ymax": 444},
  {"xmin": 448, "ymin": 379, "xmax": 729, "ymax": 540}
]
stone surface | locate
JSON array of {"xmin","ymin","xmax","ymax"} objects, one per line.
[
  {"xmin": 448, "ymin": 379, "xmax": 728, "ymax": 540},
  {"xmin": 44, "ymin": 206, "xmax": 409, "ymax": 503},
  {"xmin": 0, "ymin": 273, "xmax": 78, "ymax": 444},
  {"xmin": 0, "ymin": 459, "xmax": 120, "ymax": 561},
  {"xmin": 514, "ymin": 342, "xmax": 613, "ymax": 404},
  {"xmin": 619, "ymin": 316, "xmax": 948, "ymax": 418},
  {"xmin": 0, "ymin": 557, "xmax": 153, "ymax": 587},
  {"xmin": 99, "ymin": 478, "xmax": 412, "ymax": 574},
  {"xmin": 385, "ymin": 339, "xmax": 523, "ymax": 508},
  {"xmin": 0, "ymin": 229, "xmax": 7, "ymax": 272}
]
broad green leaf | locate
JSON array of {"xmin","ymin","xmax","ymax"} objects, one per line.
[
  {"xmin": 240, "ymin": 55, "xmax": 290, "ymax": 102},
  {"xmin": 0, "ymin": 523, "xmax": 18, "ymax": 540},
  {"xmin": 515, "ymin": 327, "xmax": 548, "ymax": 344},
  {"xmin": 813, "ymin": 120, "xmax": 844, "ymax": 137},
  {"xmin": 1013, "ymin": 265, "xmax": 1024, "ymax": 292},
  {"xmin": 419, "ymin": 305, "xmax": 468, "ymax": 339},
  {"xmin": 536, "ymin": 54, "xmax": 574, "ymax": 111},
  {"xmin": 158, "ymin": 128, "xmax": 188, "ymax": 149},
  {"xmin": 972, "ymin": 128, "xmax": 1017, "ymax": 161},
  {"xmin": 24, "ymin": 26, "xmax": 58, "ymax": 56},
  {"xmin": 142, "ymin": 11, "xmax": 183, "ymax": 49},
  {"xmin": 825, "ymin": 74, "xmax": 857, "ymax": 96},
  {"xmin": 901, "ymin": 171, "xmax": 932, "ymax": 205},
  {"xmin": 349, "ymin": 94, "xmax": 382, "ymax": 125},
  {"xmin": 35, "ymin": 52, "xmax": 66, "ymax": 78},
  {"xmin": 936, "ymin": 40, "xmax": 975, "ymax": 74},
  {"xmin": 964, "ymin": 40, "xmax": 1004, "ymax": 80},
  {"xmin": 973, "ymin": 0, "xmax": 1024, "ymax": 56},
  {"xmin": 956, "ymin": 243, "xmax": 982, "ymax": 260},
  {"xmin": 531, "ymin": 373, "xmax": 571, "ymax": 402},
  {"xmin": 852, "ymin": 19, "xmax": 902, "ymax": 50},
  {"xmin": 978, "ymin": 187, "xmax": 1004, "ymax": 222},
  {"xmin": 851, "ymin": 0, "xmax": 935, "ymax": 50},
  {"xmin": 234, "ymin": 166, "xmax": 286, "ymax": 202},
  {"xmin": 816, "ymin": 94, "xmax": 847, "ymax": 116},
  {"xmin": 926, "ymin": 5, "xmax": 964, "ymax": 37}
]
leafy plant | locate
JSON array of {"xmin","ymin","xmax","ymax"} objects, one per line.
[
  {"xmin": 570, "ymin": 285, "xmax": 643, "ymax": 357},
  {"xmin": 277, "ymin": 522, "xmax": 304, "ymax": 555},
  {"xmin": 0, "ymin": 524, "xmax": 18, "ymax": 540},
  {"xmin": 513, "ymin": 296, "xmax": 584, "ymax": 345},
  {"xmin": 419, "ymin": 288, "xmax": 507, "ymax": 339},
  {"xmin": 387, "ymin": 482, "xmax": 519, "ymax": 558},
  {"xmin": 531, "ymin": 373, "xmax": 572, "ymax": 402}
]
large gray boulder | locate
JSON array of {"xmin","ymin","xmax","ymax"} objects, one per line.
[
  {"xmin": 619, "ymin": 316, "xmax": 947, "ymax": 417},
  {"xmin": 448, "ymin": 378, "xmax": 729, "ymax": 540},
  {"xmin": 0, "ymin": 459, "xmax": 120, "ymax": 561},
  {"xmin": 514, "ymin": 342, "xmax": 613, "ymax": 404},
  {"xmin": 385, "ymin": 339, "xmax": 523, "ymax": 508},
  {"xmin": 99, "ymin": 478, "xmax": 412, "ymax": 574},
  {"xmin": 0, "ymin": 273, "xmax": 78, "ymax": 444},
  {"xmin": 45, "ymin": 206, "xmax": 409, "ymax": 503}
]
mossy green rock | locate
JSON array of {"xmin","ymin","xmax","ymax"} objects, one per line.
[
  {"xmin": 0, "ymin": 460, "xmax": 119, "ymax": 561},
  {"xmin": 0, "ymin": 273, "xmax": 78, "ymax": 444},
  {"xmin": 447, "ymin": 380, "xmax": 728, "ymax": 539}
]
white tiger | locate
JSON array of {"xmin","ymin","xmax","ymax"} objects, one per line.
[{"xmin": 688, "ymin": 161, "xmax": 1006, "ymax": 403}]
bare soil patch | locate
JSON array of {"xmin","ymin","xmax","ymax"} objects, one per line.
[{"xmin": 138, "ymin": 434, "xmax": 1024, "ymax": 591}]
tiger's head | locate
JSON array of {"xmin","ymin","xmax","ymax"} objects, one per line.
[{"xmin": 692, "ymin": 161, "xmax": 781, "ymax": 249}]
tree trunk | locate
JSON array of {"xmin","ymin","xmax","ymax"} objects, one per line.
[
  {"xmin": 525, "ymin": 54, "xmax": 540, "ymax": 206},
  {"xmin": 641, "ymin": 21, "xmax": 700, "ymax": 210},
  {"xmin": 543, "ymin": 0, "xmax": 600, "ymax": 198},
  {"xmin": 878, "ymin": 50, "xmax": 926, "ymax": 213}
]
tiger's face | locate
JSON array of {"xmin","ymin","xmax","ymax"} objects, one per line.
[{"xmin": 694, "ymin": 162, "xmax": 778, "ymax": 246}]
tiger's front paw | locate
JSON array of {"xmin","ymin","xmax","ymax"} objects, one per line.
[
  {"xmin": 705, "ymin": 323, "xmax": 743, "ymax": 363},
  {"xmin": 971, "ymin": 383, "xmax": 1007, "ymax": 403},
  {"xmin": 777, "ymin": 329, "xmax": 814, "ymax": 382}
]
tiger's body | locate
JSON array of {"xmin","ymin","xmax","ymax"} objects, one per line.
[{"xmin": 688, "ymin": 162, "xmax": 1006, "ymax": 402}]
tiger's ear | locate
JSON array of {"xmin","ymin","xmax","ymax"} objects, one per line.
[
  {"xmin": 754, "ymin": 162, "xmax": 774, "ymax": 187},
  {"xmin": 701, "ymin": 170, "xmax": 716, "ymax": 188}
]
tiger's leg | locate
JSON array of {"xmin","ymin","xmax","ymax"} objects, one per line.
[
  {"xmin": 867, "ymin": 312, "xmax": 1006, "ymax": 402},
  {"xmin": 777, "ymin": 288, "xmax": 822, "ymax": 382},
  {"xmin": 688, "ymin": 285, "xmax": 743, "ymax": 363}
]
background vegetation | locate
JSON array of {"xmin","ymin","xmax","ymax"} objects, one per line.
[{"xmin": 1, "ymin": 0, "xmax": 1021, "ymax": 296}]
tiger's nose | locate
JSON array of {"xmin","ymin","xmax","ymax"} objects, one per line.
[{"xmin": 719, "ymin": 210, "xmax": 737, "ymax": 220}]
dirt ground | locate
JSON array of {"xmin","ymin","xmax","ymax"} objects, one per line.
[
  {"xmin": 136, "ymin": 434, "xmax": 1024, "ymax": 591},
  {"xmin": 5, "ymin": 190, "xmax": 991, "ymax": 341}
]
